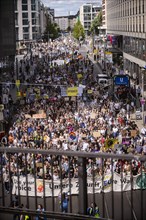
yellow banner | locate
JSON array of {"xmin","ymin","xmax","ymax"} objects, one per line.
[
  {"xmin": 87, "ymin": 90, "xmax": 93, "ymax": 94},
  {"xmin": 94, "ymin": 49, "xmax": 98, "ymax": 54},
  {"xmin": 105, "ymin": 51, "xmax": 112, "ymax": 55},
  {"xmin": 67, "ymin": 87, "xmax": 78, "ymax": 96},
  {"xmin": 15, "ymin": 80, "xmax": 20, "ymax": 88},
  {"xmin": 17, "ymin": 91, "xmax": 21, "ymax": 97}
]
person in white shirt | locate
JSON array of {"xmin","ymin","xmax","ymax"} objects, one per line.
[
  {"xmin": 112, "ymin": 126, "xmax": 118, "ymax": 138},
  {"xmin": 62, "ymin": 141, "xmax": 68, "ymax": 151},
  {"xmin": 82, "ymin": 140, "xmax": 89, "ymax": 151},
  {"xmin": 141, "ymin": 126, "xmax": 146, "ymax": 135}
]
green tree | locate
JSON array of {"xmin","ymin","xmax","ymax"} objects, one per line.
[
  {"xmin": 90, "ymin": 11, "xmax": 102, "ymax": 35},
  {"xmin": 43, "ymin": 17, "xmax": 60, "ymax": 41},
  {"xmin": 73, "ymin": 20, "xmax": 85, "ymax": 40}
]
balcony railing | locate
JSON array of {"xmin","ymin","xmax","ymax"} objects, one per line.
[{"xmin": 0, "ymin": 147, "xmax": 146, "ymax": 220}]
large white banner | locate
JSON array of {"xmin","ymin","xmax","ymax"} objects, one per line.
[{"xmin": 12, "ymin": 173, "xmax": 146, "ymax": 197}]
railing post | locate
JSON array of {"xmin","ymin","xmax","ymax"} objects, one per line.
[{"xmin": 78, "ymin": 157, "xmax": 87, "ymax": 215}]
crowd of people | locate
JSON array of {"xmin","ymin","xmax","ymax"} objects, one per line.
[{"xmin": 1, "ymin": 36, "xmax": 146, "ymax": 202}]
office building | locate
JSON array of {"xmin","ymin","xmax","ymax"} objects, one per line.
[
  {"xmin": 106, "ymin": 0, "xmax": 146, "ymax": 81},
  {"xmin": 99, "ymin": 0, "xmax": 107, "ymax": 35},
  {"xmin": 55, "ymin": 15, "xmax": 77, "ymax": 31},
  {"xmin": 14, "ymin": 0, "xmax": 41, "ymax": 41},
  {"xmin": 0, "ymin": 0, "xmax": 16, "ymax": 57},
  {"xmin": 79, "ymin": 3, "xmax": 101, "ymax": 34}
]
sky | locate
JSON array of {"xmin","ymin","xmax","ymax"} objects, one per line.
[{"xmin": 42, "ymin": 0, "xmax": 102, "ymax": 17}]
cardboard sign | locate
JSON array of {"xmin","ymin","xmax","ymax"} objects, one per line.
[
  {"xmin": 38, "ymin": 110, "xmax": 45, "ymax": 114},
  {"xmin": 93, "ymin": 131, "xmax": 100, "ymax": 138},
  {"xmin": 121, "ymin": 130, "xmax": 127, "ymax": 136},
  {"xmin": 130, "ymin": 130, "xmax": 138, "ymax": 137},
  {"xmin": 67, "ymin": 87, "xmax": 78, "ymax": 97},
  {"xmin": 15, "ymin": 80, "xmax": 20, "ymax": 88},
  {"xmin": 90, "ymin": 112, "xmax": 96, "ymax": 119},
  {"xmin": 36, "ymin": 163, "xmax": 43, "ymax": 168},
  {"xmin": 32, "ymin": 113, "xmax": 46, "ymax": 119},
  {"xmin": 71, "ymin": 97, "xmax": 76, "ymax": 101},
  {"xmin": 25, "ymin": 114, "xmax": 32, "ymax": 119},
  {"xmin": 87, "ymin": 90, "xmax": 93, "ymax": 94},
  {"xmin": 64, "ymin": 97, "xmax": 69, "ymax": 101}
]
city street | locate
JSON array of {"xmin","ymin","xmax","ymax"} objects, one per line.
[{"xmin": 0, "ymin": 36, "xmax": 146, "ymax": 220}]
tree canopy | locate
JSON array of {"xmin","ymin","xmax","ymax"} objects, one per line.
[
  {"xmin": 43, "ymin": 17, "xmax": 60, "ymax": 41},
  {"xmin": 72, "ymin": 20, "xmax": 85, "ymax": 41},
  {"xmin": 90, "ymin": 11, "xmax": 102, "ymax": 35}
]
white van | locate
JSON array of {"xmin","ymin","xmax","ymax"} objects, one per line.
[{"xmin": 97, "ymin": 74, "xmax": 110, "ymax": 87}]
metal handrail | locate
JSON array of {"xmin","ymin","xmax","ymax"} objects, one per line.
[
  {"xmin": 0, "ymin": 147, "xmax": 145, "ymax": 161},
  {"xmin": 0, "ymin": 207, "xmax": 111, "ymax": 220}
]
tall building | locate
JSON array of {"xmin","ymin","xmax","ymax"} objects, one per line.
[
  {"xmin": 55, "ymin": 17, "xmax": 69, "ymax": 31},
  {"xmin": 99, "ymin": 0, "xmax": 107, "ymax": 35},
  {"xmin": 0, "ymin": 0, "xmax": 16, "ymax": 57},
  {"xmin": 106, "ymin": 0, "xmax": 146, "ymax": 81},
  {"xmin": 14, "ymin": 0, "xmax": 41, "ymax": 41},
  {"xmin": 79, "ymin": 3, "xmax": 101, "ymax": 34},
  {"xmin": 55, "ymin": 15, "xmax": 77, "ymax": 31},
  {"xmin": 40, "ymin": 5, "xmax": 50, "ymax": 37}
]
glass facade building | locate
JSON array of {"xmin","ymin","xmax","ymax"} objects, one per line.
[
  {"xmin": 80, "ymin": 4, "xmax": 101, "ymax": 33},
  {"xmin": 106, "ymin": 0, "xmax": 146, "ymax": 82},
  {"xmin": 14, "ymin": 0, "xmax": 41, "ymax": 41}
]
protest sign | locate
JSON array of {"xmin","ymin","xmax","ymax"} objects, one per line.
[
  {"xmin": 32, "ymin": 113, "xmax": 46, "ymax": 119},
  {"xmin": 12, "ymin": 173, "xmax": 145, "ymax": 197}
]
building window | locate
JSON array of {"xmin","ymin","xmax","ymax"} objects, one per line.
[
  {"xmin": 15, "ymin": 13, "xmax": 18, "ymax": 26},
  {"xmin": 139, "ymin": 0, "xmax": 141, "ymax": 14},
  {"xmin": 31, "ymin": 4, "xmax": 36, "ymax": 11},
  {"xmin": 32, "ymin": 27, "xmax": 37, "ymax": 32},
  {"xmin": 84, "ymin": 14, "xmax": 91, "ymax": 21},
  {"xmin": 22, "ymin": 0, "xmax": 27, "ymax": 3},
  {"xmin": 31, "ymin": 0, "xmax": 35, "ymax": 4},
  {"xmin": 22, "ymin": 5, "xmax": 28, "ymax": 11},
  {"xmin": 143, "ymin": 16, "xmax": 145, "ymax": 32},
  {"xmin": 31, "ymin": 0, "xmax": 36, "ymax": 11},
  {"xmin": 139, "ymin": 16, "xmax": 141, "ymax": 32},
  {"xmin": 22, "ymin": 12, "xmax": 28, "ymax": 18},
  {"xmin": 31, "ymin": 12, "xmax": 36, "ymax": 18},
  {"xmin": 23, "ymin": 34, "xmax": 29, "ymax": 40},
  {"xmin": 142, "ymin": 0, "xmax": 144, "ymax": 13},
  {"xmin": 22, "ymin": 0, "xmax": 28, "ymax": 11},
  {"xmin": 14, "ymin": 0, "xmax": 17, "ymax": 11},
  {"xmin": 23, "ymin": 19, "xmax": 29, "ymax": 25},
  {"xmin": 23, "ymin": 27, "xmax": 29, "ymax": 33},
  {"xmin": 15, "ymin": 27, "xmax": 19, "ymax": 40},
  {"xmin": 83, "ymin": 6, "xmax": 91, "ymax": 13},
  {"xmin": 32, "ymin": 33, "xmax": 37, "ymax": 39},
  {"xmin": 32, "ymin": 19, "xmax": 36, "ymax": 25}
]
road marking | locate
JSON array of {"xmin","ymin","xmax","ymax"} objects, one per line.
[{"xmin": 126, "ymin": 192, "xmax": 138, "ymax": 220}]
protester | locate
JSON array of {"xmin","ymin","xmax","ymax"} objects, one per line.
[
  {"xmin": 59, "ymin": 192, "xmax": 69, "ymax": 213},
  {"xmin": 87, "ymin": 202, "xmax": 100, "ymax": 218},
  {"xmin": 35, "ymin": 204, "xmax": 46, "ymax": 220}
]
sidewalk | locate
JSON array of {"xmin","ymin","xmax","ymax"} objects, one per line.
[{"xmin": 81, "ymin": 44, "xmax": 102, "ymax": 74}]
